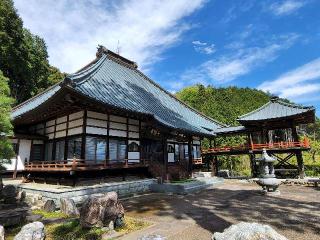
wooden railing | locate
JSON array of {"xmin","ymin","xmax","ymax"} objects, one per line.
[
  {"xmin": 192, "ymin": 158, "xmax": 203, "ymax": 165},
  {"xmin": 25, "ymin": 158, "xmax": 150, "ymax": 172},
  {"xmin": 202, "ymin": 137, "xmax": 310, "ymax": 154}
]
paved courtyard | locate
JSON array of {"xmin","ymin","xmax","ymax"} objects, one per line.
[{"xmin": 121, "ymin": 180, "xmax": 320, "ymax": 240}]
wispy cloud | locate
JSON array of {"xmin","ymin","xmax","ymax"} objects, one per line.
[
  {"xmin": 176, "ymin": 33, "xmax": 299, "ymax": 89},
  {"xmin": 14, "ymin": 0, "xmax": 206, "ymax": 73},
  {"xmin": 269, "ymin": 0, "xmax": 306, "ymax": 16},
  {"xmin": 259, "ymin": 58, "xmax": 320, "ymax": 102},
  {"xmin": 220, "ymin": 0, "xmax": 255, "ymax": 24},
  {"xmin": 192, "ymin": 40, "xmax": 216, "ymax": 54}
]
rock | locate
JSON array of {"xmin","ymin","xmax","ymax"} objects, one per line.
[
  {"xmin": 0, "ymin": 225, "xmax": 4, "ymax": 240},
  {"xmin": 26, "ymin": 214, "xmax": 43, "ymax": 222},
  {"xmin": 60, "ymin": 198, "xmax": 79, "ymax": 217},
  {"xmin": 16, "ymin": 191, "xmax": 26, "ymax": 202},
  {"xmin": 42, "ymin": 200, "xmax": 56, "ymax": 212},
  {"xmin": 217, "ymin": 170, "xmax": 230, "ymax": 178},
  {"xmin": 212, "ymin": 222, "xmax": 288, "ymax": 240},
  {"xmin": 14, "ymin": 221, "xmax": 45, "ymax": 240},
  {"xmin": 0, "ymin": 208, "xmax": 27, "ymax": 226},
  {"xmin": 80, "ymin": 191, "xmax": 124, "ymax": 228},
  {"xmin": 2, "ymin": 185, "xmax": 17, "ymax": 203}
]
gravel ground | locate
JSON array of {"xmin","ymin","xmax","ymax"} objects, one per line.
[{"xmin": 121, "ymin": 180, "xmax": 320, "ymax": 240}]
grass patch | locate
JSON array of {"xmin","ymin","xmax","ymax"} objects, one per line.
[
  {"xmin": 116, "ymin": 216, "xmax": 151, "ymax": 235},
  {"xmin": 47, "ymin": 219, "xmax": 105, "ymax": 240},
  {"xmin": 171, "ymin": 179, "xmax": 195, "ymax": 184},
  {"xmin": 32, "ymin": 209, "xmax": 69, "ymax": 219},
  {"xmin": 6, "ymin": 217, "xmax": 150, "ymax": 240}
]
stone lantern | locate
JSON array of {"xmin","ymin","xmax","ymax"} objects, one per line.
[{"xmin": 255, "ymin": 149, "xmax": 282, "ymax": 195}]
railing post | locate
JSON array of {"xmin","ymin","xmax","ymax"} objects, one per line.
[{"xmin": 72, "ymin": 157, "xmax": 77, "ymax": 170}]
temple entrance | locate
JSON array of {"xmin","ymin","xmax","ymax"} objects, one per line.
[{"xmin": 141, "ymin": 139, "xmax": 164, "ymax": 163}]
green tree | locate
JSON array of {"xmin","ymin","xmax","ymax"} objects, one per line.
[
  {"xmin": 0, "ymin": 0, "xmax": 65, "ymax": 104},
  {"xmin": 0, "ymin": 71, "xmax": 14, "ymax": 188}
]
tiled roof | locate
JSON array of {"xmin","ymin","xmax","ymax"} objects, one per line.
[
  {"xmin": 238, "ymin": 97, "xmax": 315, "ymax": 122},
  {"xmin": 214, "ymin": 126, "xmax": 246, "ymax": 135},
  {"xmin": 11, "ymin": 83, "xmax": 61, "ymax": 119},
  {"xmin": 11, "ymin": 47, "xmax": 224, "ymax": 136}
]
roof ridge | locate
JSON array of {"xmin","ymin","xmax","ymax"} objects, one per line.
[
  {"xmin": 65, "ymin": 55, "xmax": 107, "ymax": 86},
  {"xmin": 97, "ymin": 45, "xmax": 138, "ymax": 69},
  {"xmin": 237, "ymin": 97, "xmax": 315, "ymax": 121},
  {"xmin": 276, "ymin": 98, "xmax": 314, "ymax": 110}
]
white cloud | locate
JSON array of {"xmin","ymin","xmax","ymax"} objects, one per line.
[
  {"xmin": 14, "ymin": 0, "xmax": 206, "ymax": 73},
  {"xmin": 192, "ymin": 40, "xmax": 216, "ymax": 55},
  {"xmin": 259, "ymin": 58, "xmax": 320, "ymax": 100},
  {"xmin": 178, "ymin": 34, "xmax": 299, "ymax": 87},
  {"xmin": 269, "ymin": 0, "xmax": 306, "ymax": 16},
  {"xmin": 192, "ymin": 40, "xmax": 207, "ymax": 46}
]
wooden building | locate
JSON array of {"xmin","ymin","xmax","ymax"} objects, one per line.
[
  {"xmin": 203, "ymin": 97, "xmax": 315, "ymax": 178},
  {"xmin": 6, "ymin": 46, "xmax": 223, "ymax": 181}
]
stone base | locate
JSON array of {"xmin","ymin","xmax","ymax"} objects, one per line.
[
  {"xmin": 262, "ymin": 190, "xmax": 281, "ymax": 196},
  {"xmin": 13, "ymin": 179, "xmax": 157, "ymax": 207}
]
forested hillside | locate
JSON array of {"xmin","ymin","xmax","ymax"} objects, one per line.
[{"xmin": 176, "ymin": 85, "xmax": 271, "ymax": 126}]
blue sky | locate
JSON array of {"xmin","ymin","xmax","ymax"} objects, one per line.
[{"xmin": 14, "ymin": 0, "xmax": 320, "ymax": 115}]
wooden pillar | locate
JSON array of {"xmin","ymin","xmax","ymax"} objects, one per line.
[
  {"xmin": 163, "ymin": 136, "xmax": 168, "ymax": 181},
  {"xmin": 249, "ymin": 153, "xmax": 256, "ymax": 177},
  {"xmin": 212, "ymin": 138, "xmax": 218, "ymax": 176},
  {"xmin": 292, "ymin": 125, "xmax": 304, "ymax": 178},
  {"xmin": 214, "ymin": 156, "xmax": 218, "ymax": 176},
  {"xmin": 64, "ymin": 115, "xmax": 69, "ymax": 160},
  {"xmin": 188, "ymin": 137, "xmax": 193, "ymax": 175},
  {"xmin": 13, "ymin": 138, "xmax": 20, "ymax": 179},
  {"xmin": 81, "ymin": 110, "xmax": 87, "ymax": 160}
]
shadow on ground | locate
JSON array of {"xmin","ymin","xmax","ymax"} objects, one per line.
[{"xmin": 123, "ymin": 183, "xmax": 320, "ymax": 238}]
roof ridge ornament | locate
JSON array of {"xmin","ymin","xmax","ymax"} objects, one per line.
[
  {"xmin": 270, "ymin": 95, "xmax": 279, "ymax": 102},
  {"xmin": 96, "ymin": 45, "xmax": 138, "ymax": 69}
]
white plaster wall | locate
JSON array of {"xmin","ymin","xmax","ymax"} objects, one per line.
[
  {"xmin": 87, "ymin": 111, "xmax": 108, "ymax": 120},
  {"xmin": 168, "ymin": 153, "xmax": 175, "ymax": 163},
  {"xmin": 128, "ymin": 152, "xmax": 140, "ymax": 163},
  {"xmin": 109, "ymin": 129, "xmax": 126, "ymax": 137},
  {"xmin": 4, "ymin": 139, "xmax": 31, "ymax": 171},
  {"xmin": 86, "ymin": 126, "xmax": 108, "ymax": 135}
]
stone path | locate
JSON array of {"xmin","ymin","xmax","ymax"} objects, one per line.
[{"xmin": 120, "ymin": 180, "xmax": 320, "ymax": 240}]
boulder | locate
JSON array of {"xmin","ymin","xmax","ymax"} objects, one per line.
[
  {"xmin": 80, "ymin": 191, "xmax": 124, "ymax": 229},
  {"xmin": 217, "ymin": 170, "xmax": 230, "ymax": 178},
  {"xmin": 2, "ymin": 185, "xmax": 17, "ymax": 203},
  {"xmin": 14, "ymin": 221, "xmax": 45, "ymax": 240},
  {"xmin": 212, "ymin": 222, "xmax": 288, "ymax": 240},
  {"xmin": 0, "ymin": 208, "xmax": 27, "ymax": 226},
  {"xmin": 60, "ymin": 198, "xmax": 79, "ymax": 217},
  {"xmin": 0, "ymin": 225, "xmax": 4, "ymax": 240},
  {"xmin": 42, "ymin": 200, "xmax": 56, "ymax": 212}
]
